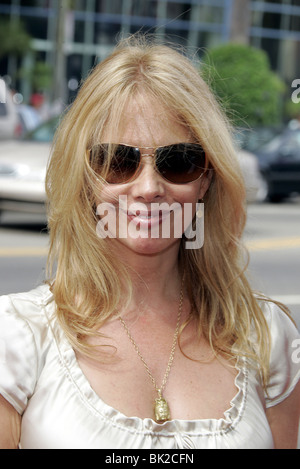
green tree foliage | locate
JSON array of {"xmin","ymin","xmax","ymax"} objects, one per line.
[
  {"xmin": 0, "ymin": 19, "xmax": 32, "ymax": 58},
  {"xmin": 201, "ymin": 43, "xmax": 285, "ymax": 127}
]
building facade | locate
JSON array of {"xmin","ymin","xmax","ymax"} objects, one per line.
[{"xmin": 0, "ymin": 0, "xmax": 299, "ymax": 103}]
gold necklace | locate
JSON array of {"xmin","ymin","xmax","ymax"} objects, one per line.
[{"xmin": 118, "ymin": 282, "xmax": 184, "ymax": 423}]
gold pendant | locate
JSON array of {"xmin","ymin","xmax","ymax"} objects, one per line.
[{"xmin": 154, "ymin": 396, "xmax": 171, "ymax": 423}]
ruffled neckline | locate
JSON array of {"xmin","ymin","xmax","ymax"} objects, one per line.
[{"xmin": 44, "ymin": 290, "xmax": 248, "ymax": 437}]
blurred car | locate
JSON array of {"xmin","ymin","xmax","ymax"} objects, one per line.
[
  {"xmin": 0, "ymin": 116, "xmax": 59, "ymax": 217},
  {"xmin": 0, "ymin": 86, "xmax": 20, "ymax": 140},
  {"xmin": 235, "ymin": 126, "xmax": 283, "ymax": 154},
  {"xmin": 234, "ymin": 127, "xmax": 277, "ymax": 202},
  {"xmin": 237, "ymin": 149, "xmax": 267, "ymax": 203},
  {"xmin": 17, "ymin": 104, "xmax": 42, "ymax": 136},
  {"xmin": 255, "ymin": 127, "xmax": 300, "ymax": 202}
]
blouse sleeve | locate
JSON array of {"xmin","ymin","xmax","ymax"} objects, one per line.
[
  {"xmin": 264, "ymin": 302, "xmax": 300, "ymax": 408},
  {"xmin": 0, "ymin": 295, "xmax": 39, "ymax": 415}
]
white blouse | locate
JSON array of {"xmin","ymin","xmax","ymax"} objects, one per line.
[{"xmin": 0, "ymin": 285, "xmax": 299, "ymax": 449}]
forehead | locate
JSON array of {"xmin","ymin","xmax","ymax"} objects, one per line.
[{"xmin": 101, "ymin": 93, "xmax": 192, "ymax": 147}]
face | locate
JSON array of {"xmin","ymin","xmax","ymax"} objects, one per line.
[{"xmin": 95, "ymin": 94, "xmax": 210, "ymax": 258}]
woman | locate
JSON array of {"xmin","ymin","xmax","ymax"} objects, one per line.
[{"xmin": 0, "ymin": 36, "xmax": 299, "ymax": 449}]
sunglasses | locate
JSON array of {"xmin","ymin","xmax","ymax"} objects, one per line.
[{"xmin": 88, "ymin": 142, "xmax": 208, "ymax": 184}]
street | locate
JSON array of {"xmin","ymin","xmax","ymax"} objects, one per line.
[
  {"xmin": 0, "ymin": 199, "xmax": 299, "ymax": 329},
  {"xmin": 244, "ymin": 198, "xmax": 300, "ymax": 329}
]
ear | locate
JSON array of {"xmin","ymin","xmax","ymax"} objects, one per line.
[{"xmin": 197, "ymin": 170, "xmax": 213, "ymax": 200}]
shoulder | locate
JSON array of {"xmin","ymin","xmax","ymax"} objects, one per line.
[
  {"xmin": 0, "ymin": 284, "xmax": 54, "ymax": 332},
  {"xmin": 0, "ymin": 283, "xmax": 55, "ymax": 369},
  {"xmin": 257, "ymin": 298, "xmax": 300, "ymax": 407},
  {"xmin": 258, "ymin": 298, "xmax": 299, "ymax": 352},
  {"xmin": 0, "ymin": 285, "xmax": 55, "ymax": 414},
  {"xmin": 0, "ymin": 283, "xmax": 53, "ymax": 314}
]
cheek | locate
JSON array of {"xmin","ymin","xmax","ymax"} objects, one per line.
[
  {"xmin": 171, "ymin": 184, "xmax": 202, "ymax": 233},
  {"xmin": 173, "ymin": 182, "xmax": 202, "ymax": 205},
  {"xmin": 95, "ymin": 186, "xmax": 124, "ymax": 238},
  {"xmin": 96, "ymin": 185, "xmax": 121, "ymax": 205}
]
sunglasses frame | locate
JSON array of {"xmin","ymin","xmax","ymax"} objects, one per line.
[{"xmin": 88, "ymin": 142, "xmax": 208, "ymax": 185}]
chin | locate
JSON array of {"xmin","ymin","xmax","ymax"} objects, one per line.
[{"xmin": 117, "ymin": 236, "xmax": 181, "ymax": 257}]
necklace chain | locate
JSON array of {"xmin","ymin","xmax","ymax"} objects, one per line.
[{"xmin": 118, "ymin": 279, "xmax": 184, "ymax": 400}]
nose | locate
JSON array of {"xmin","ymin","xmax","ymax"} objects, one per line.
[{"xmin": 130, "ymin": 156, "xmax": 165, "ymax": 202}]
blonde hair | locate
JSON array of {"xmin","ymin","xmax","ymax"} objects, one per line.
[{"xmin": 46, "ymin": 35, "xmax": 287, "ymax": 387}]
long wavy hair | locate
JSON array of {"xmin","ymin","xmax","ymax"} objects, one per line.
[{"xmin": 46, "ymin": 35, "xmax": 287, "ymax": 387}]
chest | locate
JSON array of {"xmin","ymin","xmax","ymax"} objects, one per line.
[{"xmin": 77, "ymin": 320, "xmax": 239, "ymax": 421}]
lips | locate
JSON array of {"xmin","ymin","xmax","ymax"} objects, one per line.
[{"xmin": 127, "ymin": 209, "xmax": 169, "ymax": 228}]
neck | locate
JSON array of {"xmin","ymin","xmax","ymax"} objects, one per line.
[{"xmin": 115, "ymin": 240, "xmax": 183, "ymax": 312}]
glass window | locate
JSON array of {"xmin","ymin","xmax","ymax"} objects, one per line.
[
  {"xmin": 19, "ymin": 0, "xmax": 50, "ymax": 6},
  {"xmin": 166, "ymin": 2, "xmax": 191, "ymax": 22},
  {"xmin": 261, "ymin": 11, "xmax": 282, "ymax": 29},
  {"xmin": 74, "ymin": 0, "xmax": 87, "ymax": 10},
  {"xmin": 131, "ymin": 1, "xmax": 158, "ymax": 17},
  {"xmin": 197, "ymin": 31, "xmax": 223, "ymax": 49},
  {"xmin": 164, "ymin": 28, "xmax": 189, "ymax": 46},
  {"xmin": 130, "ymin": 24, "xmax": 154, "ymax": 36},
  {"xmin": 74, "ymin": 20, "xmax": 85, "ymax": 43},
  {"xmin": 259, "ymin": 37, "xmax": 280, "ymax": 69},
  {"xmin": 95, "ymin": 22, "xmax": 121, "ymax": 45},
  {"xmin": 21, "ymin": 15, "xmax": 48, "ymax": 40},
  {"xmin": 96, "ymin": 0, "xmax": 123, "ymax": 14},
  {"xmin": 291, "ymin": 13, "xmax": 300, "ymax": 32}
]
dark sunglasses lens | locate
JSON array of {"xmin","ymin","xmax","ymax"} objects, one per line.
[
  {"xmin": 156, "ymin": 144, "xmax": 206, "ymax": 183},
  {"xmin": 90, "ymin": 144, "xmax": 140, "ymax": 183}
]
